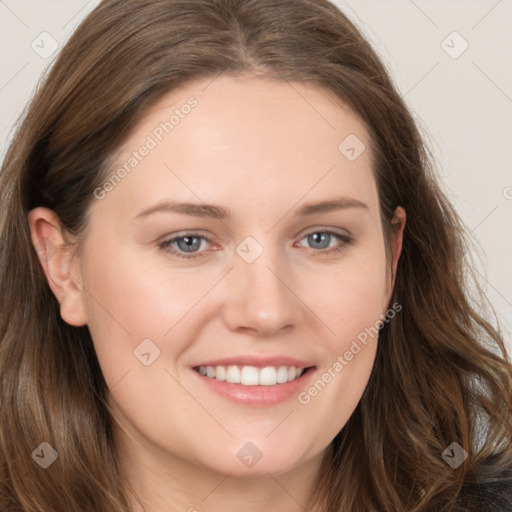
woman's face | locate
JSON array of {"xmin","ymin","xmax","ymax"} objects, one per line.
[{"xmin": 32, "ymin": 75, "xmax": 404, "ymax": 479}]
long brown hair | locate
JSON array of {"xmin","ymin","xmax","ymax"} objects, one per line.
[{"xmin": 1, "ymin": 1, "xmax": 511, "ymax": 510}]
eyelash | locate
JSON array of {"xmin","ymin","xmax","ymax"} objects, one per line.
[{"xmin": 158, "ymin": 229, "xmax": 354, "ymax": 260}]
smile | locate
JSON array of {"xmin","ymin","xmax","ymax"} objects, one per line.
[
  {"xmin": 193, "ymin": 364, "xmax": 309, "ymax": 386},
  {"xmin": 191, "ymin": 364, "xmax": 317, "ymax": 407}
]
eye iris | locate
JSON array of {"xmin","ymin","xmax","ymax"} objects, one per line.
[
  {"xmin": 177, "ymin": 236, "xmax": 202, "ymax": 253},
  {"xmin": 309, "ymin": 232, "xmax": 330, "ymax": 249}
]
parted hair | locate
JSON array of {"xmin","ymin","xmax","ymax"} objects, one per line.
[{"xmin": 0, "ymin": 1, "xmax": 511, "ymax": 510}]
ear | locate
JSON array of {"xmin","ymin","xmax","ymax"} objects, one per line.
[
  {"xmin": 388, "ymin": 206, "xmax": 406, "ymax": 293},
  {"xmin": 28, "ymin": 207, "xmax": 88, "ymax": 327}
]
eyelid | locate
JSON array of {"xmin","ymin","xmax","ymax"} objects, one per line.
[
  {"xmin": 158, "ymin": 226, "xmax": 354, "ymax": 259},
  {"xmin": 295, "ymin": 224, "xmax": 352, "ymax": 239}
]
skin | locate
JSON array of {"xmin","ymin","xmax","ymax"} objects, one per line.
[{"xmin": 29, "ymin": 75, "xmax": 405, "ymax": 512}]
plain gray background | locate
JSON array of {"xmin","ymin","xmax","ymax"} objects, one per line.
[{"xmin": 0, "ymin": 0, "xmax": 511, "ymax": 350}]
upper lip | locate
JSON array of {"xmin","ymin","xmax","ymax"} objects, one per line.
[{"xmin": 192, "ymin": 355, "xmax": 315, "ymax": 369}]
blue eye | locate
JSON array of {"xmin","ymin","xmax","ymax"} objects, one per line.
[
  {"xmin": 159, "ymin": 234, "xmax": 209, "ymax": 259},
  {"xmin": 296, "ymin": 231, "xmax": 352, "ymax": 252},
  {"xmin": 158, "ymin": 230, "xmax": 353, "ymax": 260}
]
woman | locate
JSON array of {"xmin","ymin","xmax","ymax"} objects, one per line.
[{"xmin": 0, "ymin": 1, "xmax": 511, "ymax": 510}]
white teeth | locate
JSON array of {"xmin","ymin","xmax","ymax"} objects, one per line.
[
  {"xmin": 226, "ymin": 365, "xmax": 241, "ymax": 384},
  {"xmin": 240, "ymin": 366, "xmax": 259, "ymax": 385},
  {"xmin": 215, "ymin": 365, "xmax": 226, "ymax": 381},
  {"xmin": 276, "ymin": 366, "xmax": 288, "ymax": 383},
  {"xmin": 260, "ymin": 366, "xmax": 277, "ymax": 386},
  {"xmin": 195, "ymin": 364, "xmax": 308, "ymax": 385}
]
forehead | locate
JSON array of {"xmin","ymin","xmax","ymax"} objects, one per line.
[{"xmin": 93, "ymin": 75, "xmax": 378, "ymax": 222}]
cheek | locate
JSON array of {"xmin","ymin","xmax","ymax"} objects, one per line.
[
  {"xmin": 306, "ymin": 241, "xmax": 389, "ymax": 347},
  {"xmin": 295, "ymin": 242, "xmax": 388, "ymax": 428},
  {"xmin": 79, "ymin": 239, "xmax": 217, "ymax": 386},
  {"xmin": 85, "ymin": 227, "xmax": 232, "ymax": 328}
]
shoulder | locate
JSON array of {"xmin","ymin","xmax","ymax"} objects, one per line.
[{"xmin": 459, "ymin": 452, "xmax": 512, "ymax": 511}]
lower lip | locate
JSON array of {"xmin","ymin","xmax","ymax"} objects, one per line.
[{"xmin": 191, "ymin": 367, "xmax": 316, "ymax": 406}]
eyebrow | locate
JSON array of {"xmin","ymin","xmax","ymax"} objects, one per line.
[{"xmin": 133, "ymin": 196, "xmax": 369, "ymax": 221}]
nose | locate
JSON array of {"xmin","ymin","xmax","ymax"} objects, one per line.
[{"xmin": 221, "ymin": 248, "xmax": 302, "ymax": 337}]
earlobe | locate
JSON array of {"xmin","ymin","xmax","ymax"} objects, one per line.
[
  {"xmin": 390, "ymin": 206, "xmax": 406, "ymax": 290},
  {"xmin": 28, "ymin": 207, "xmax": 88, "ymax": 327}
]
